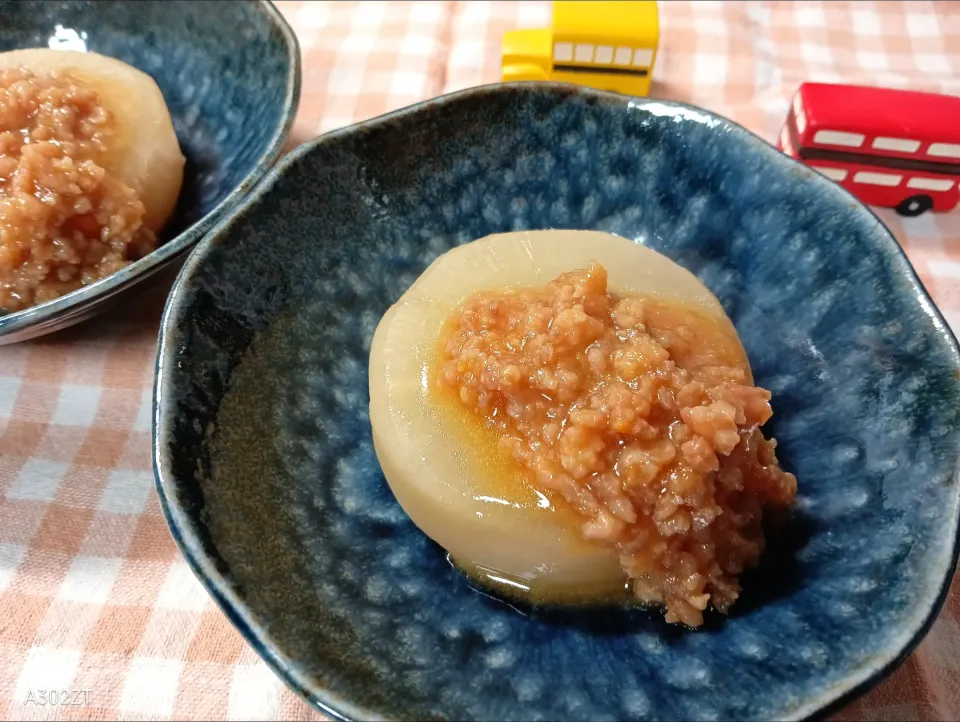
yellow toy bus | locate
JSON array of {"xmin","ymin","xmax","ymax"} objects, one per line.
[{"xmin": 501, "ymin": 1, "xmax": 659, "ymax": 97}]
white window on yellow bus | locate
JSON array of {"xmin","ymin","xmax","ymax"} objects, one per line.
[{"xmin": 552, "ymin": 43, "xmax": 654, "ymax": 72}]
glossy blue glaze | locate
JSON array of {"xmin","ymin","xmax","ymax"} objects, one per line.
[
  {"xmin": 154, "ymin": 83, "xmax": 960, "ymax": 721},
  {"xmin": 0, "ymin": 0, "xmax": 299, "ymax": 344}
]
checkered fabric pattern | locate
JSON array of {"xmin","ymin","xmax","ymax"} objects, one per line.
[{"xmin": 1, "ymin": 1, "xmax": 959, "ymax": 719}]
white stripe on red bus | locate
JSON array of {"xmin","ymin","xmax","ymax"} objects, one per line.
[
  {"xmin": 928, "ymin": 143, "xmax": 960, "ymax": 158},
  {"xmin": 814, "ymin": 130, "xmax": 865, "ymax": 147},
  {"xmin": 792, "ymin": 93, "xmax": 807, "ymax": 135},
  {"xmin": 780, "ymin": 125, "xmax": 794, "ymax": 156},
  {"xmin": 812, "ymin": 166, "xmax": 847, "ymax": 181},
  {"xmin": 907, "ymin": 177, "xmax": 954, "ymax": 192},
  {"xmin": 853, "ymin": 171, "xmax": 902, "ymax": 186},
  {"xmin": 872, "ymin": 137, "xmax": 921, "ymax": 153}
]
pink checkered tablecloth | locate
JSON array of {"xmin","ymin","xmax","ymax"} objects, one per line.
[{"xmin": 1, "ymin": 1, "xmax": 959, "ymax": 719}]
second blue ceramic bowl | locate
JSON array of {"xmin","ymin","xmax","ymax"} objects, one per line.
[
  {"xmin": 154, "ymin": 83, "xmax": 960, "ymax": 721},
  {"xmin": 0, "ymin": 0, "xmax": 300, "ymax": 344}
]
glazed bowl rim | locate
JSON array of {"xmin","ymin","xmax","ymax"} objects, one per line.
[
  {"xmin": 0, "ymin": 0, "xmax": 301, "ymax": 339},
  {"xmin": 153, "ymin": 80, "xmax": 960, "ymax": 722}
]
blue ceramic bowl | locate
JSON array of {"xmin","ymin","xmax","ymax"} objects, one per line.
[
  {"xmin": 153, "ymin": 83, "xmax": 960, "ymax": 721},
  {"xmin": 0, "ymin": 0, "xmax": 299, "ymax": 344}
]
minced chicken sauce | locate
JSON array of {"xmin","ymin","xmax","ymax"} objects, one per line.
[
  {"xmin": 437, "ymin": 262, "xmax": 797, "ymax": 627},
  {"xmin": 0, "ymin": 68, "xmax": 155, "ymax": 313}
]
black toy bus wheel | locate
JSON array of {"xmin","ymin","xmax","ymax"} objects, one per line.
[{"xmin": 895, "ymin": 195, "xmax": 933, "ymax": 217}]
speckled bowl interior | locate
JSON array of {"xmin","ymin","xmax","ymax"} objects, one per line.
[
  {"xmin": 154, "ymin": 83, "xmax": 960, "ymax": 721},
  {"xmin": 0, "ymin": 0, "xmax": 299, "ymax": 343}
]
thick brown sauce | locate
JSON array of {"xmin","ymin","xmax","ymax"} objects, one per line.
[{"xmin": 429, "ymin": 291, "xmax": 751, "ymax": 606}]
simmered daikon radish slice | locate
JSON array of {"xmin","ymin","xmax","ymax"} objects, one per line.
[
  {"xmin": 371, "ymin": 296, "xmax": 626, "ymax": 598},
  {"xmin": 402, "ymin": 230, "xmax": 732, "ymax": 315},
  {"xmin": 0, "ymin": 48, "xmax": 185, "ymax": 233},
  {"xmin": 369, "ymin": 230, "xmax": 755, "ymax": 600}
]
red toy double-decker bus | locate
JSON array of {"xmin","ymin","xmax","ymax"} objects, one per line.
[{"xmin": 777, "ymin": 82, "xmax": 960, "ymax": 217}]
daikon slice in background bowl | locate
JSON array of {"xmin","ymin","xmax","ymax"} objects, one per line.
[{"xmin": 0, "ymin": 0, "xmax": 299, "ymax": 343}]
